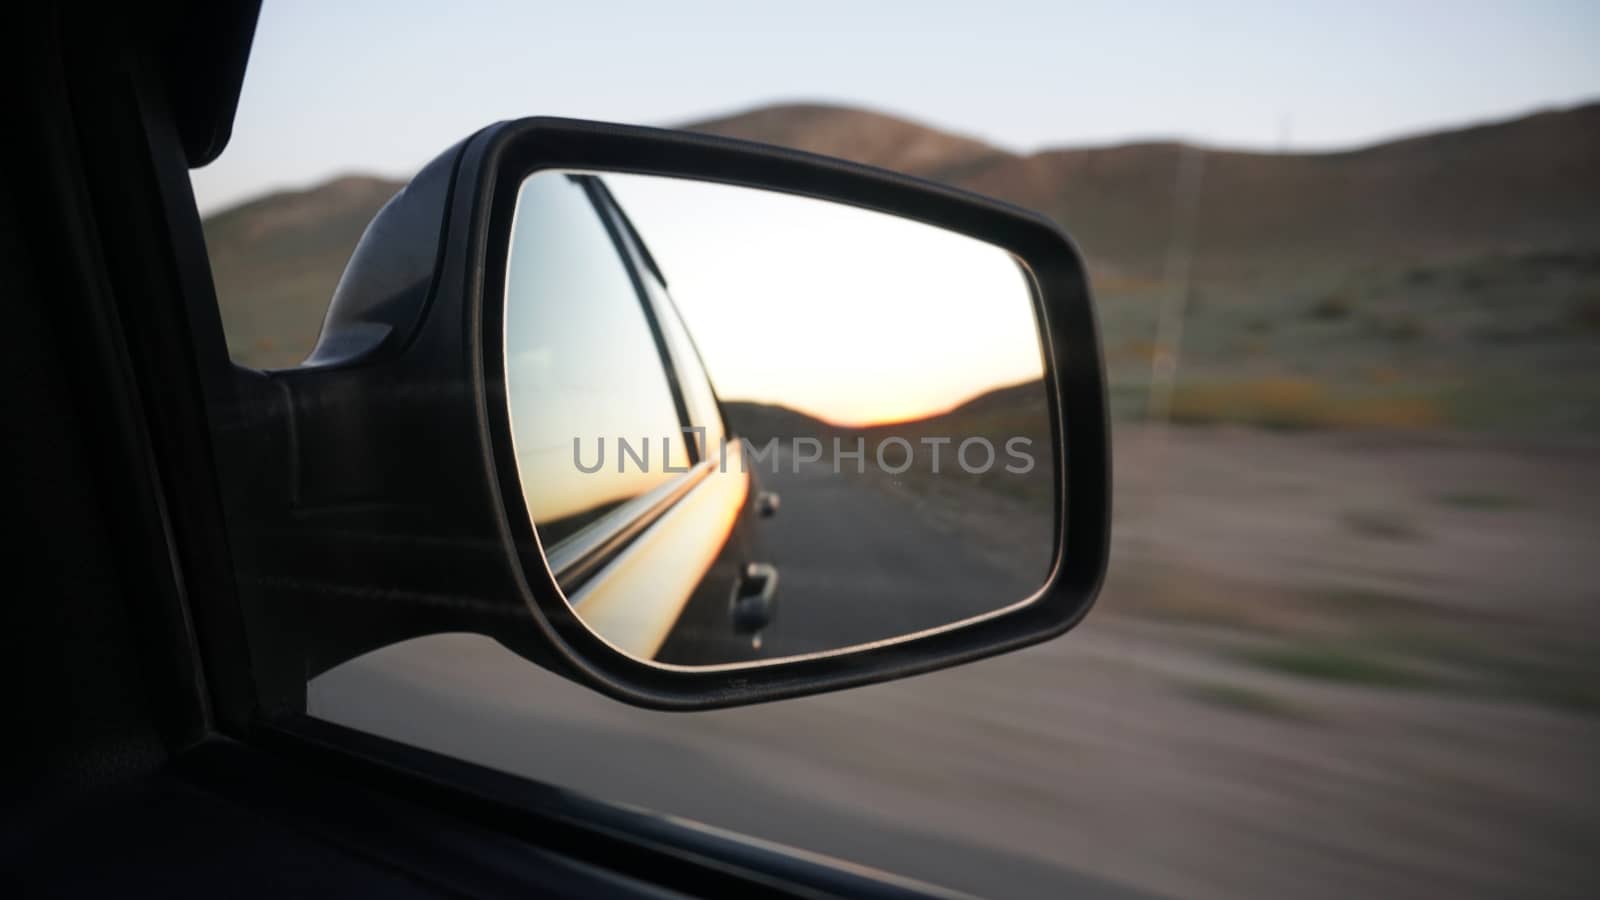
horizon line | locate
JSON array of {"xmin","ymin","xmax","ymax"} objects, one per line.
[
  {"xmin": 724, "ymin": 375, "xmax": 1045, "ymax": 432},
  {"xmin": 196, "ymin": 94, "xmax": 1599, "ymax": 218}
]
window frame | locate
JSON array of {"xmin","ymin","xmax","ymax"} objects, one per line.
[
  {"xmin": 575, "ymin": 174, "xmax": 700, "ymax": 464},
  {"xmin": 590, "ymin": 177, "xmax": 732, "ymax": 456}
]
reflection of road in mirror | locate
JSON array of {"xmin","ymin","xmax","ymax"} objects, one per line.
[
  {"xmin": 503, "ymin": 170, "xmax": 1056, "ymax": 667},
  {"xmin": 752, "ymin": 443, "xmax": 1038, "ymax": 658}
]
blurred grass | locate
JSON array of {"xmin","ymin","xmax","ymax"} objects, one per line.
[
  {"xmin": 1094, "ymin": 248, "xmax": 1600, "ymax": 440},
  {"xmin": 1234, "ymin": 641, "xmax": 1433, "ymax": 689},
  {"xmin": 1375, "ymin": 630, "xmax": 1600, "ymax": 716},
  {"xmin": 1478, "ymin": 659, "xmax": 1600, "ymax": 716},
  {"xmin": 1115, "ymin": 564, "xmax": 1600, "ymax": 718},
  {"xmin": 1180, "ymin": 681, "xmax": 1311, "ymax": 720},
  {"xmin": 1339, "ymin": 508, "xmax": 1426, "ymax": 541}
]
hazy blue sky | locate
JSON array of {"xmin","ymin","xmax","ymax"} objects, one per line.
[{"xmin": 191, "ymin": 0, "xmax": 1599, "ymax": 214}]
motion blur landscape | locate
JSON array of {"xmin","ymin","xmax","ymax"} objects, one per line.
[{"xmin": 214, "ymin": 101, "xmax": 1600, "ymax": 899}]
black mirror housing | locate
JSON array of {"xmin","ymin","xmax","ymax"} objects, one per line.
[{"xmin": 232, "ymin": 118, "xmax": 1110, "ymax": 710}]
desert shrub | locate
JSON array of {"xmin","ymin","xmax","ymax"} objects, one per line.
[
  {"xmin": 1116, "ymin": 338, "xmax": 1161, "ymax": 364},
  {"xmin": 1236, "ymin": 642, "xmax": 1430, "ymax": 688},
  {"xmin": 1369, "ymin": 314, "xmax": 1426, "ymax": 342},
  {"xmin": 1572, "ymin": 292, "xmax": 1600, "ymax": 332},
  {"xmin": 1308, "ymin": 294, "xmax": 1353, "ymax": 320}
]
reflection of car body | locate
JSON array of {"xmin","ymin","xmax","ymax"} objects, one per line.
[{"xmin": 519, "ymin": 175, "xmax": 778, "ymax": 665}]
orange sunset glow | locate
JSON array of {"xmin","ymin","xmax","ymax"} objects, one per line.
[{"xmin": 599, "ymin": 173, "xmax": 1046, "ymax": 429}]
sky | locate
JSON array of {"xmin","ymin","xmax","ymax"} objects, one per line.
[
  {"xmin": 600, "ymin": 173, "xmax": 1045, "ymax": 426},
  {"xmin": 503, "ymin": 171, "xmax": 1045, "ymax": 519},
  {"xmin": 190, "ymin": 0, "xmax": 1600, "ymax": 215}
]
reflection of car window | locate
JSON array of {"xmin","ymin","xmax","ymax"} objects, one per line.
[
  {"xmin": 503, "ymin": 174, "xmax": 689, "ymax": 550},
  {"xmin": 605, "ymin": 191, "xmax": 728, "ymax": 457},
  {"xmin": 651, "ymin": 281, "xmax": 726, "ymax": 456}
]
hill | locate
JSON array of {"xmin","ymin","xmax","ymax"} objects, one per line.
[
  {"xmin": 688, "ymin": 102, "xmax": 1013, "ymax": 182},
  {"xmin": 202, "ymin": 101, "xmax": 1600, "ymax": 436},
  {"xmin": 685, "ymin": 102, "xmax": 1600, "ymax": 278},
  {"xmin": 204, "ymin": 175, "xmax": 404, "ymax": 368},
  {"xmin": 1053, "ymin": 105, "xmax": 1600, "ymax": 278}
]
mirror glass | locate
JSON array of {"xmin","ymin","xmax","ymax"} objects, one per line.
[{"xmin": 503, "ymin": 170, "xmax": 1055, "ymax": 667}]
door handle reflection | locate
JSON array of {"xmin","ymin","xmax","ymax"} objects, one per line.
[
  {"xmin": 756, "ymin": 491, "xmax": 780, "ymax": 518},
  {"xmin": 729, "ymin": 562, "xmax": 779, "ymax": 646}
]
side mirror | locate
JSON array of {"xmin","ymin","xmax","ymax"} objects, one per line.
[{"xmin": 233, "ymin": 118, "xmax": 1109, "ymax": 710}]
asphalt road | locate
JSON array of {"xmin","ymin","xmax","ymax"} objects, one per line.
[
  {"xmin": 751, "ymin": 448, "xmax": 1039, "ymax": 658},
  {"xmin": 310, "ymin": 632, "xmax": 1158, "ymax": 900},
  {"xmin": 304, "ymin": 449, "xmax": 1139, "ymax": 900},
  {"xmin": 306, "ymin": 428, "xmax": 1600, "ymax": 900}
]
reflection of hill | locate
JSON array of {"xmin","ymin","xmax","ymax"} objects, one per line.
[
  {"xmin": 724, "ymin": 379, "xmax": 1049, "ymax": 446},
  {"xmin": 726, "ymin": 380, "xmax": 1056, "ymax": 580},
  {"xmin": 718, "ymin": 401, "xmax": 834, "ymax": 445}
]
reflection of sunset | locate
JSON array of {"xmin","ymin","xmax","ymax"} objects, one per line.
[
  {"xmin": 600, "ymin": 173, "xmax": 1044, "ymax": 428},
  {"xmin": 751, "ymin": 377, "xmax": 1045, "ymax": 431}
]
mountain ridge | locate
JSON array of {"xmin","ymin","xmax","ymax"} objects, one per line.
[{"xmin": 203, "ymin": 99, "xmax": 1600, "ymax": 377}]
